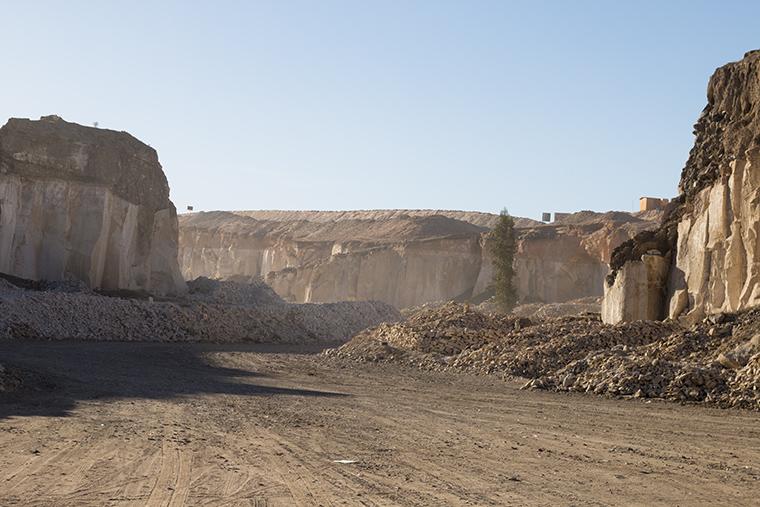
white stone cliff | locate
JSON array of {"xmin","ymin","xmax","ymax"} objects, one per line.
[
  {"xmin": 604, "ymin": 50, "xmax": 760, "ymax": 323},
  {"xmin": 668, "ymin": 150, "xmax": 760, "ymax": 320},
  {"xmin": 179, "ymin": 210, "xmax": 657, "ymax": 308},
  {"xmin": 0, "ymin": 116, "xmax": 186, "ymax": 295}
]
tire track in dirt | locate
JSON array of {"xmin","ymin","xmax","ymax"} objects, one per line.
[{"xmin": 0, "ymin": 343, "xmax": 758, "ymax": 506}]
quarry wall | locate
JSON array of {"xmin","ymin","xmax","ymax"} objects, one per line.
[
  {"xmin": 604, "ymin": 50, "xmax": 760, "ymax": 323},
  {"xmin": 0, "ymin": 116, "xmax": 186, "ymax": 295},
  {"xmin": 179, "ymin": 210, "xmax": 658, "ymax": 308}
]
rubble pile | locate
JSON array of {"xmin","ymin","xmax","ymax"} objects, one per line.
[
  {"xmin": 510, "ymin": 297, "xmax": 601, "ymax": 320},
  {"xmin": 0, "ymin": 278, "xmax": 400, "ymax": 343},
  {"xmin": 327, "ymin": 302, "xmax": 522, "ymax": 363},
  {"xmin": 0, "ymin": 278, "xmax": 17, "ymax": 293},
  {"xmin": 187, "ymin": 276, "xmax": 284, "ymax": 306},
  {"xmin": 327, "ymin": 303, "xmax": 760, "ymax": 409},
  {"xmin": 534, "ymin": 313, "xmax": 760, "ymax": 408},
  {"xmin": 0, "ymin": 363, "xmax": 22, "ymax": 393},
  {"xmin": 452, "ymin": 317, "xmax": 676, "ymax": 378}
]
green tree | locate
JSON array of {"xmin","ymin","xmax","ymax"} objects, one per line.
[{"xmin": 487, "ymin": 208, "xmax": 518, "ymax": 312}]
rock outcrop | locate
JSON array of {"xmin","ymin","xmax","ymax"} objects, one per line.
[
  {"xmin": 0, "ymin": 116, "xmax": 186, "ymax": 295},
  {"xmin": 179, "ymin": 209, "xmax": 659, "ymax": 308},
  {"xmin": 604, "ymin": 50, "xmax": 760, "ymax": 323}
]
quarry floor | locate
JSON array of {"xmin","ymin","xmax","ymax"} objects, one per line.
[{"xmin": 0, "ymin": 343, "xmax": 758, "ymax": 507}]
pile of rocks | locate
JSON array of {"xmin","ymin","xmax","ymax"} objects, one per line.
[
  {"xmin": 187, "ymin": 276, "xmax": 284, "ymax": 306},
  {"xmin": 395, "ymin": 302, "xmax": 519, "ymax": 354},
  {"xmin": 509, "ymin": 297, "xmax": 602, "ymax": 320},
  {"xmin": 326, "ymin": 302, "xmax": 523, "ymax": 364},
  {"xmin": 522, "ymin": 310, "xmax": 760, "ymax": 408},
  {"xmin": 0, "ymin": 278, "xmax": 400, "ymax": 343},
  {"xmin": 452, "ymin": 317, "xmax": 676, "ymax": 379},
  {"xmin": 327, "ymin": 302, "xmax": 760, "ymax": 409},
  {"xmin": 0, "ymin": 363, "xmax": 22, "ymax": 393}
]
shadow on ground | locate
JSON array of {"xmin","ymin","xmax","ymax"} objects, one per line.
[{"xmin": 0, "ymin": 342, "xmax": 345, "ymax": 420}]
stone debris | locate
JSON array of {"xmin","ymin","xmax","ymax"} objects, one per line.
[
  {"xmin": 0, "ymin": 277, "xmax": 400, "ymax": 343},
  {"xmin": 326, "ymin": 302, "xmax": 760, "ymax": 409},
  {"xmin": 325, "ymin": 302, "xmax": 522, "ymax": 363},
  {"xmin": 0, "ymin": 363, "xmax": 23, "ymax": 393},
  {"xmin": 508, "ymin": 296, "xmax": 601, "ymax": 320},
  {"xmin": 187, "ymin": 276, "xmax": 284, "ymax": 306}
]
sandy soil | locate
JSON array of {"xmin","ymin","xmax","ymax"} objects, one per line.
[{"xmin": 0, "ymin": 342, "xmax": 758, "ymax": 506}]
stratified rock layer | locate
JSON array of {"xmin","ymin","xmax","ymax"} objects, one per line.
[
  {"xmin": 604, "ymin": 50, "xmax": 760, "ymax": 323},
  {"xmin": 0, "ymin": 116, "xmax": 186, "ymax": 295},
  {"xmin": 179, "ymin": 210, "xmax": 659, "ymax": 308}
]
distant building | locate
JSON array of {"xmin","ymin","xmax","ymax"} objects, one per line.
[
  {"xmin": 639, "ymin": 197, "xmax": 669, "ymax": 211},
  {"xmin": 541, "ymin": 212, "xmax": 551, "ymax": 222},
  {"xmin": 187, "ymin": 205, "xmax": 194, "ymax": 211},
  {"xmin": 553, "ymin": 212, "xmax": 570, "ymax": 223}
]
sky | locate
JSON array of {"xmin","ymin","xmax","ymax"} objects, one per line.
[{"xmin": 2, "ymin": 1, "xmax": 760, "ymax": 220}]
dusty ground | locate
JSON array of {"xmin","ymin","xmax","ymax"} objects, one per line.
[{"xmin": 0, "ymin": 343, "xmax": 758, "ymax": 506}]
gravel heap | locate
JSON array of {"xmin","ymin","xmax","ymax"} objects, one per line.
[
  {"xmin": 330, "ymin": 302, "xmax": 522, "ymax": 362},
  {"xmin": 509, "ymin": 297, "xmax": 602, "ymax": 320},
  {"xmin": 533, "ymin": 313, "xmax": 760, "ymax": 409},
  {"xmin": 326, "ymin": 302, "xmax": 528, "ymax": 365},
  {"xmin": 0, "ymin": 278, "xmax": 400, "ymax": 343},
  {"xmin": 0, "ymin": 363, "xmax": 23, "ymax": 393},
  {"xmin": 326, "ymin": 303, "xmax": 760, "ymax": 409},
  {"xmin": 187, "ymin": 276, "xmax": 284, "ymax": 306},
  {"xmin": 0, "ymin": 278, "xmax": 17, "ymax": 293},
  {"xmin": 452, "ymin": 317, "xmax": 676, "ymax": 379}
]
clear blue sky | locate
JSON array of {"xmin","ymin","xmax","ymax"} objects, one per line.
[{"xmin": 2, "ymin": 1, "xmax": 759, "ymax": 219}]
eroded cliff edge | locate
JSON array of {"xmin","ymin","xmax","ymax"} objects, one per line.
[
  {"xmin": 0, "ymin": 116, "xmax": 186, "ymax": 295},
  {"xmin": 179, "ymin": 209, "xmax": 658, "ymax": 308},
  {"xmin": 603, "ymin": 50, "xmax": 760, "ymax": 323}
]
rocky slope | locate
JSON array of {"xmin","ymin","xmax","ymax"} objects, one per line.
[
  {"xmin": 0, "ymin": 116, "xmax": 185, "ymax": 295},
  {"xmin": 326, "ymin": 302, "xmax": 760, "ymax": 409},
  {"xmin": 179, "ymin": 210, "xmax": 660, "ymax": 308},
  {"xmin": 0, "ymin": 274, "xmax": 399, "ymax": 343},
  {"xmin": 604, "ymin": 50, "xmax": 760, "ymax": 323}
]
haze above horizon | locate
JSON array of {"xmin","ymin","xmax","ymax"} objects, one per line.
[{"xmin": 3, "ymin": 1, "xmax": 759, "ymax": 220}]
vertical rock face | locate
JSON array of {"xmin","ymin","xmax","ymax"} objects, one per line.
[
  {"xmin": 604, "ymin": 50, "xmax": 760, "ymax": 323},
  {"xmin": 602, "ymin": 253, "xmax": 669, "ymax": 323},
  {"xmin": 669, "ymin": 150, "xmax": 760, "ymax": 319},
  {"xmin": 0, "ymin": 116, "xmax": 186, "ymax": 295},
  {"xmin": 179, "ymin": 210, "xmax": 658, "ymax": 308},
  {"xmin": 179, "ymin": 212, "xmax": 488, "ymax": 308}
]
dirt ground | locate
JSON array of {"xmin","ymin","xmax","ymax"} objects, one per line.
[{"xmin": 0, "ymin": 343, "xmax": 758, "ymax": 506}]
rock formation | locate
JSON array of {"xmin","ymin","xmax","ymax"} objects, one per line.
[
  {"xmin": 179, "ymin": 209, "xmax": 659, "ymax": 308},
  {"xmin": 0, "ymin": 116, "xmax": 186, "ymax": 295},
  {"xmin": 604, "ymin": 50, "xmax": 760, "ymax": 323}
]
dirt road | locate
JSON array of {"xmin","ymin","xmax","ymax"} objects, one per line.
[{"xmin": 0, "ymin": 342, "xmax": 758, "ymax": 506}]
